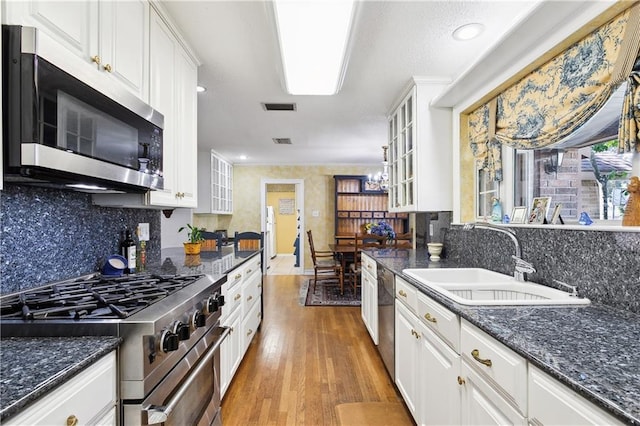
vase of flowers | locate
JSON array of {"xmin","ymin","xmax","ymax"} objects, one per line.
[{"xmin": 366, "ymin": 221, "xmax": 395, "ymax": 240}]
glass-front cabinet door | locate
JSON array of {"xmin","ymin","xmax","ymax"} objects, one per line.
[{"xmin": 387, "ymin": 78, "xmax": 452, "ymax": 212}]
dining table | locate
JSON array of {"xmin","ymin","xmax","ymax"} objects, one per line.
[{"xmin": 329, "ymin": 243, "xmax": 357, "ymax": 283}]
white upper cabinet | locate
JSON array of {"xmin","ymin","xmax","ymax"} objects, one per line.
[
  {"xmin": 3, "ymin": 0, "xmax": 149, "ymax": 101},
  {"xmin": 146, "ymin": 8, "xmax": 198, "ymax": 208},
  {"xmin": 388, "ymin": 78, "xmax": 452, "ymax": 212},
  {"xmin": 196, "ymin": 151, "xmax": 234, "ymax": 214}
]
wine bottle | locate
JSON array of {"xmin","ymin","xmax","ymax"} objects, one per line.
[{"xmin": 121, "ymin": 229, "xmax": 137, "ymax": 274}]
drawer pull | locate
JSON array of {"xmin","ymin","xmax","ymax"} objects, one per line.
[
  {"xmin": 471, "ymin": 349, "xmax": 492, "ymax": 367},
  {"xmin": 247, "ymin": 295, "xmax": 253, "ymax": 302},
  {"xmin": 367, "ymin": 264, "xmax": 372, "ymax": 269},
  {"xmin": 246, "ymin": 329, "xmax": 253, "ymax": 336},
  {"xmin": 424, "ymin": 313, "xmax": 437, "ymax": 323},
  {"xmin": 103, "ymin": 63, "xmax": 112, "ymax": 73},
  {"xmin": 410, "ymin": 329, "xmax": 420, "ymax": 339},
  {"xmin": 91, "ymin": 55, "xmax": 101, "ymax": 65},
  {"xmin": 457, "ymin": 376, "xmax": 466, "ymax": 385},
  {"xmin": 67, "ymin": 415, "xmax": 78, "ymax": 426},
  {"xmin": 247, "ymin": 269, "xmax": 252, "ymax": 274},
  {"xmin": 235, "ymin": 273, "xmax": 242, "ymax": 280},
  {"xmin": 234, "ymin": 293, "xmax": 241, "ymax": 301},
  {"xmin": 398, "ymin": 289, "xmax": 407, "ymax": 297}
]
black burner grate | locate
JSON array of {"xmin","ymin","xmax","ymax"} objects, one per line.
[{"xmin": 0, "ymin": 274, "xmax": 204, "ymax": 320}]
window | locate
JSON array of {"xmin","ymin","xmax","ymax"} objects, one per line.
[{"xmin": 513, "ymin": 141, "xmax": 632, "ymax": 223}]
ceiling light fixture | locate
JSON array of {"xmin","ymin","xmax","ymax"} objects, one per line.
[
  {"xmin": 196, "ymin": 86, "xmax": 207, "ymax": 93},
  {"xmin": 452, "ymin": 23, "xmax": 484, "ymax": 41},
  {"xmin": 273, "ymin": 0, "xmax": 355, "ymax": 95},
  {"xmin": 367, "ymin": 146, "xmax": 389, "ymax": 192}
]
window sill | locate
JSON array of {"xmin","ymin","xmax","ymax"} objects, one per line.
[{"xmin": 460, "ymin": 221, "xmax": 640, "ymax": 233}]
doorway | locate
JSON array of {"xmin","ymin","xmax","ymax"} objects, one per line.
[{"xmin": 261, "ymin": 179, "xmax": 304, "ymax": 275}]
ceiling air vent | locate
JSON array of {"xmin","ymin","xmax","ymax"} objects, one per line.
[
  {"xmin": 273, "ymin": 138, "xmax": 292, "ymax": 145},
  {"xmin": 262, "ymin": 102, "xmax": 297, "ymax": 111}
]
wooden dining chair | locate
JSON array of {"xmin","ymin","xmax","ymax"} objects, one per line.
[
  {"xmin": 348, "ymin": 233, "xmax": 387, "ymax": 292},
  {"xmin": 393, "ymin": 229, "xmax": 413, "ymax": 248},
  {"xmin": 201, "ymin": 231, "xmax": 223, "ymax": 251},
  {"xmin": 307, "ymin": 230, "xmax": 343, "ymax": 294},
  {"xmin": 234, "ymin": 231, "xmax": 263, "ymax": 251}
]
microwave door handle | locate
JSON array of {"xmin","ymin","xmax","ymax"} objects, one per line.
[{"xmin": 143, "ymin": 326, "xmax": 231, "ymax": 425}]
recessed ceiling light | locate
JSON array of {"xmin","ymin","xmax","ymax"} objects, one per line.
[
  {"xmin": 452, "ymin": 23, "xmax": 484, "ymax": 41},
  {"xmin": 196, "ymin": 86, "xmax": 207, "ymax": 93},
  {"xmin": 239, "ymin": 155, "xmax": 248, "ymax": 160}
]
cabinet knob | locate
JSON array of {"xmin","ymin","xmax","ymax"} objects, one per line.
[
  {"xmin": 247, "ymin": 295, "xmax": 253, "ymax": 302},
  {"xmin": 66, "ymin": 415, "xmax": 78, "ymax": 426},
  {"xmin": 398, "ymin": 289, "xmax": 407, "ymax": 297},
  {"xmin": 103, "ymin": 63, "xmax": 112, "ymax": 73},
  {"xmin": 91, "ymin": 55, "xmax": 101, "ymax": 65},
  {"xmin": 471, "ymin": 349, "xmax": 493, "ymax": 367},
  {"xmin": 457, "ymin": 376, "xmax": 466, "ymax": 386},
  {"xmin": 246, "ymin": 329, "xmax": 253, "ymax": 336},
  {"xmin": 424, "ymin": 313, "xmax": 437, "ymax": 323},
  {"xmin": 234, "ymin": 293, "xmax": 241, "ymax": 301}
]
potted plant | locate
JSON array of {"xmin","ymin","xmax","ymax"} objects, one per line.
[{"xmin": 178, "ymin": 224, "xmax": 205, "ymax": 254}]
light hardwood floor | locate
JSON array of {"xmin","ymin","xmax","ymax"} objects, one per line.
[{"xmin": 221, "ymin": 275, "xmax": 412, "ymax": 425}]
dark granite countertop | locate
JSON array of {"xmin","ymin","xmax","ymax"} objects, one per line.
[
  {"xmin": 367, "ymin": 248, "xmax": 640, "ymax": 425},
  {"xmin": 0, "ymin": 336, "xmax": 122, "ymax": 421}
]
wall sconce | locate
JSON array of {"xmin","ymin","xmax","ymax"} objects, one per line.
[{"xmin": 544, "ymin": 149, "xmax": 565, "ymax": 174}]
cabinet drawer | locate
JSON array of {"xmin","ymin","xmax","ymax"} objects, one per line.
[
  {"xmin": 5, "ymin": 352, "xmax": 116, "ymax": 426},
  {"xmin": 222, "ymin": 280, "xmax": 243, "ymax": 320},
  {"xmin": 395, "ymin": 276, "xmax": 417, "ymax": 313},
  {"xmin": 528, "ymin": 365, "xmax": 624, "ymax": 426},
  {"xmin": 242, "ymin": 300, "xmax": 261, "ymax": 354},
  {"xmin": 242, "ymin": 272, "xmax": 262, "ymax": 314},
  {"xmin": 460, "ymin": 319, "xmax": 527, "ymax": 415},
  {"xmin": 242, "ymin": 256, "xmax": 261, "ymax": 280},
  {"xmin": 416, "ymin": 291, "xmax": 460, "ymax": 353},
  {"xmin": 361, "ymin": 254, "xmax": 377, "ymax": 279},
  {"xmin": 227, "ymin": 267, "xmax": 244, "ymax": 290}
]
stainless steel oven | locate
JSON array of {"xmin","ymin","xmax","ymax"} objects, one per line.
[
  {"xmin": 125, "ymin": 325, "xmax": 230, "ymax": 426},
  {"xmin": 0, "ymin": 272, "xmax": 229, "ymax": 425}
]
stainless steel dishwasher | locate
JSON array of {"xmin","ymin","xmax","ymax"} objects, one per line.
[{"xmin": 377, "ymin": 264, "xmax": 395, "ymax": 379}]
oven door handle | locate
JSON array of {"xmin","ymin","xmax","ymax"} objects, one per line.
[{"xmin": 144, "ymin": 326, "xmax": 231, "ymax": 425}]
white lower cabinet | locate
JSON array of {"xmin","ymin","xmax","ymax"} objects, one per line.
[
  {"xmin": 528, "ymin": 365, "xmax": 624, "ymax": 426},
  {"xmin": 395, "ymin": 300, "xmax": 420, "ymax": 420},
  {"xmin": 4, "ymin": 352, "xmax": 117, "ymax": 426},
  {"xmin": 460, "ymin": 361, "xmax": 527, "ymax": 425},
  {"xmin": 393, "ymin": 273, "xmax": 620, "ymax": 426},
  {"xmin": 220, "ymin": 254, "xmax": 262, "ymax": 399},
  {"xmin": 360, "ymin": 253, "xmax": 378, "ymax": 344},
  {"xmin": 418, "ymin": 320, "xmax": 461, "ymax": 425}
]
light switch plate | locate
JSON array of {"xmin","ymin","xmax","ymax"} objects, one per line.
[{"xmin": 138, "ymin": 223, "xmax": 150, "ymax": 241}]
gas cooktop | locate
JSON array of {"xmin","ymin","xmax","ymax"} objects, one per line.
[{"xmin": 0, "ymin": 273, "xmax": 206, "ymax": 321}]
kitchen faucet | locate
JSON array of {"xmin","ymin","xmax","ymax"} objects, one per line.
[{"xmin": 463, "ymin": 222, "xmax": 536, "ymax": 282}]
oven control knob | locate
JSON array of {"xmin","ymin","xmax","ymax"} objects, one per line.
[
  {"xmin": 172, "ymin": 321, "xmax": 190, "ymax": 340},
  {"xmin": 160, "ymin": 330, "xmax": 179, "ymax": 352},
  {"xmin": 207, "ymin": 295, "xmax": 219, "ymax": 313},
  {"xmin": 192, "ymin": 311, "xmax": 206, "ymax": 328},
  {"xmin": 217, "ymin": 294, "xmax": 225, "ymax": 307}
]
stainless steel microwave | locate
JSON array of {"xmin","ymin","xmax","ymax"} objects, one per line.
[{"xmin": 2, "ymin": 25, "xmax": 164, "ymax": 193}]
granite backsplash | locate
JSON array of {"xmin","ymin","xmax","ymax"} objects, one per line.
[
  {"xmin": 443, "ymin": 225, "xmax": 640, "ymax": 313},
  {"xmin": 0, "ymin": 184, "xmax": 161, "ymax": 294}
]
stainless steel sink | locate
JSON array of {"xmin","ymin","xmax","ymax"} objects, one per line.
[{"xmin": 402, "ymin": 268, "xmax": 590, "ymax": 306}]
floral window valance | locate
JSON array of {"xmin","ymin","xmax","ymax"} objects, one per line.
[{"xmin": 469, "ymin": 4, "xmax": 640, "ymax": 181}]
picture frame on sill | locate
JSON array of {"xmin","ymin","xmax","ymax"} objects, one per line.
[
  {"xmin": 510, "ymin": 206, "xmax": 527, "ymax": 224},
  {"xmin": 550, "ymin": 203, "xmax": 563, "ymax": 224},
  {"xmin": 528, "ymin": 196, "xmax": 551, "ymax": 224}
]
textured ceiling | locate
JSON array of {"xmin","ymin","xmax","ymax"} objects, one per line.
[{"xmin": 160, "ymin": 0, "xmax": 543, "ymax": 166}]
